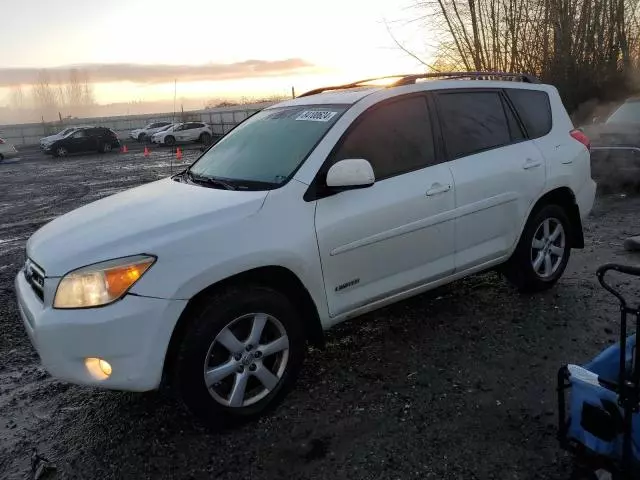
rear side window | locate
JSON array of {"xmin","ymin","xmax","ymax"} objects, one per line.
[
  {"xmin": 437, "ymin": 91, "xmax": 513, "ymax": 158},
  {"xmin": 333, "ymin": 96, "xmax": 436, "ymax": 180},
  {"xmin": 506, "ymin": 89, "xmax": 552, "ymax": 139}
]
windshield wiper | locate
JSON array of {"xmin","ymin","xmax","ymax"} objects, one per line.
[{"xmin": 185, "ymin": 171, "xmax": 237, "ymax": 190}]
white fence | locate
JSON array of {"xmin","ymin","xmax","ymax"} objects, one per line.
[{"xmin": 0, "ymin": 102, "xmax": 275, "ymax": 146}]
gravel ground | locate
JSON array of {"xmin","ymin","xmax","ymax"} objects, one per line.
[{"xmin": 1, "ymin": 150, "xmax": 639, "ymax": 479}]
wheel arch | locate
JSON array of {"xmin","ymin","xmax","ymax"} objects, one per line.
[
  {"xmin": 163, "ymin": 265, "xmax": 325, "ymax": 382},
  {"xmin": 524, "ymin": 187, "xmax": 584, "ymax": 248}
]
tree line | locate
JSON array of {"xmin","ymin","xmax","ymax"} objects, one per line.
[
  {"xmin": 8, "ymin": 69, "xmax": 96, "ymax": 121},
  {"xmin": 413, "ymin": 0, "xmax": 640, "ymax": 118}
]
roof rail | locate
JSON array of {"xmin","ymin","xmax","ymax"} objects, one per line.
[
  {"xmin": 298, "ymin": 75, "xmax": 417, "ymax": 98},
  {"xmin": 394, "ymin": 71, "xmax": 540, "ymax": 85},
  {"xmin": 298, "ymin": 71, "xmax": 540, "ymax": 97}
]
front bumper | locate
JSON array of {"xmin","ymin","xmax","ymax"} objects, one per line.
[{"xmin": 15, "ymin": 270, "xmax": 188, "ymax": 391}]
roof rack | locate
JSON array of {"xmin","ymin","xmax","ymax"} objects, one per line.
[{"xmin": 298, "ymin": 71, "xmax": 540, "ymax": 97}]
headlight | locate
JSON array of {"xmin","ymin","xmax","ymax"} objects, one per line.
[{"xmin": 54, "ymin": 255, "xmax": 155, "ymax": 309}]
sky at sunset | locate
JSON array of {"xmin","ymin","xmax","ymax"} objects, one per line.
[{"xmin": 0, "ymin": 0, "xmax": 434, "ymax": 106}]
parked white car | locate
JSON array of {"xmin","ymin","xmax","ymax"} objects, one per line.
[
  {"xmin": 130, "ymin": 122, "xmax": 173, "ymax": 142},
  {"xmin": 16, "ymin": 73, "xmax": 596, "ymax": 427},
  {"xmin": 151, "ymin": 122, "xmax": 213, "ymax": 146},
  {"xmin": 0, "ymin": 137, "xmax": 18, "ymax": 161}
]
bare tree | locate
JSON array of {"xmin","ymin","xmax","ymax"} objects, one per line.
[
  {"xmin": 31, "ymin": 70, "xmax": 59, "ymax": 120},
  {"xmin": 412, "ymin": 0, "xmax": 640, "ymax": 111},
  {"xmin": 65, "ymin": 68, "xmax": 84, "ymax": 111},
  {"xmin": 8, "ymin": 85, "xmax": 26, "ymax": 110}
]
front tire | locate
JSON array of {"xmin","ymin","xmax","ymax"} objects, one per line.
[
  {"xmin": 164, "ymin": 136, "xmax": 176, "ymax": 146},
  {"xmin": 54, "ymin": 146, "xmax": 68, "ymax": 158},
  {"xmin": 503, "ymin": 204, "xmax": 572, "ymax": 293},
  {"xmin": 138, "ymin": 133, "xmax": 147, "ymax": 143},
  {"xmin": 174, "ymin": 285, "xmax": 306, "ymax": 427}
]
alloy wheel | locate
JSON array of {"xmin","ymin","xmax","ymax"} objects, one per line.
[
  {"xmin": 203, "ymin": 313, "xmax": 289, "ymax": 408},
  {"xmin": 530, "ymin": 217, "xmax": 566, "ymax": 278}
]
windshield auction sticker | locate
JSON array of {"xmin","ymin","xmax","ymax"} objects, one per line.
[{"xmin": 295, "ymin": 110, "xmax": 338, "ymax": 122}]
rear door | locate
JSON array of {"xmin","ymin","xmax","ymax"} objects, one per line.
[
  {"xmin": 186, "ymin": 123, "xmax": 204, "ymax": 141},
  {"xmin": 66, "ymin": 130, "xmax": 92, "ymax": 153},
  {"xmin": 314, "ymin": 94, "xmax": 456, "ymax": 317},
  {"xmin": 435, "ymin": 89, "xmax": 546, "ymax": 271},
  {"xmin": 507, "ymin": 88, "xmax": 590, "ymax": 198}
]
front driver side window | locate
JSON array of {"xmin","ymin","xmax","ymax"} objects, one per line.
[
  {"xmin": 73, "ymin": 131, "xmax": 86, "ymax": 139},
  {"xmin": 332, "ymin": 96, "xmax": 436, "ymax": 180}
]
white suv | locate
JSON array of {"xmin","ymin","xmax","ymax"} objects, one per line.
[
  {"xmin": 151, "ymin": 122, "xmax": 213, "ymax": 146},
  {"xmin": 130, "ymin": 122, "xmax": 173, "ymax": 142},
  {"xmin": 15, "ymin": 73, "xmax": 596, "ymax": 426}
]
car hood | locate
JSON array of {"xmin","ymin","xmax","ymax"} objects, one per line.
[
  {"xmin": 41, "ymin": 134, "xmax": 63, "ymax": 143},
  {"xmin": 27, "ymin": 177, "xmax": 268, "ymax": 276}
]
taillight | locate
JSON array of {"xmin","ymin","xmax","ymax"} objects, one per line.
[{"xmin": 570, "ymin": 129, "xmax": 590, "ymax": 151}]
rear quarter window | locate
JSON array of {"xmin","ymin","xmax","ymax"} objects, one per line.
[{"xmin": 506, "ymin": 89, "xmax": 552, "ymax": 139}]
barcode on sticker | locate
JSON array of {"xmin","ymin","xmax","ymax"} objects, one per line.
[{"xmin": 296, "ymin": 110, "xmax": 337, "ymax": 122}]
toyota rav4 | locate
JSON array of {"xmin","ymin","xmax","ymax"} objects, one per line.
[{"xmin": 15, "ymin": 72, "xmax": 596, "ymax": 426}]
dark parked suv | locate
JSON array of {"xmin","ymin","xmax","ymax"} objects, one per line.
[
  {"xmin": 44, "ymin": 127, "xmax": 121, "ymax": 157},
  {"xmin": 583, "ymin": 98, "xmax": 640, "ymax": 189}
]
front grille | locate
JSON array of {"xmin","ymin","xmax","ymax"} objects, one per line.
[{"xmin": 24, "ymin": 259, "xmax": 45, "ymax": 301}]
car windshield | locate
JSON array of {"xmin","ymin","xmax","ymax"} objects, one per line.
[
  {"xmin": 58, "ymin": 128, "xmax": 74, "ymax": 136},
  {"xmin": 158, "ymin": 124, "xmax": 173, "ymax": 132},
  {"xmin": 189, "ymin": 105, "xmax": 347, "ymax": 186},
  {"xmin": 606, "ymin": 102, "xmax": 640, "ymax": 124}
]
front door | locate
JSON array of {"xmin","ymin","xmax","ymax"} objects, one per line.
[
  {"xmin": 314, "ymin": 94, "xmax": 456, "ymax": 317},
  {"xmin": 434, "ymin": 90, "xmax": 547, "ymax": 271},
  {"xmin": 173, "ymin": 124, "xmax": 189, "ymax": 142}
]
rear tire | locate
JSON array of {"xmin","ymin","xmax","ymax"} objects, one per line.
[
  {"xmin": 138, "ymin": 133, "xmax": 147, "ymax": 142},
  {"xmin": 199, "ymin": 132, "xmax": 212, "ymax": 145},
  {"xmin": 503, "ymin": 204, "xmax": 572, "ymax": 293},
  {"xmin": 173, "ymin": 285, "xmax": 306, "ymax": 428},
  {"xmin": 102, "ymin": 143, "xmax": 113, "ymax": 153}
]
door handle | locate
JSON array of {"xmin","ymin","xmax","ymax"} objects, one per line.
[
  {"xmin": 426, "ymin": 183, "xmax": 452, "ymax": 196},
  {"xmin": 561, "ymin": 159, "xmax": 573, "ymax": 165},
  {"xmin": 523, "ymin": 159, "xmax": 542, "ymax": 170}
]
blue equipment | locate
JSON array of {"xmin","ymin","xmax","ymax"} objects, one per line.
[{"xmin": 558, "ymin": 264, "xmax": 640, "ymax": 479}]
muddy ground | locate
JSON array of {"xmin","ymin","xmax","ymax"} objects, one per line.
[{"xmin": 1, "ymin": 149, "xmax": 639, "ymax": 479}]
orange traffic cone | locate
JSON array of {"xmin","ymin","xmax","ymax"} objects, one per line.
[
  {"xmin": 143, "ymin": 146, "xmax": 150, "ymax": 158},
  {"xmin": 176, "ymin": 147, "xmax": 183, "ymax": 161},
  {"xmin": 121, "ymin": 144, "xmax": 128, "ymax": 153}
]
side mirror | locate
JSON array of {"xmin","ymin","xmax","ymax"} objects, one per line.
[
  {"xmin": 592, "ymin": 116, "xmax": 600, "ymax": 124},
  {"xmin": 326, "ymin": 159, "xmax": 375, "ymax": 190}
]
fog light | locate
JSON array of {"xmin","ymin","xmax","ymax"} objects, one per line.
[{"xmin": 85, "ymin": 357, "xmax": 112, "ymax": 380}]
